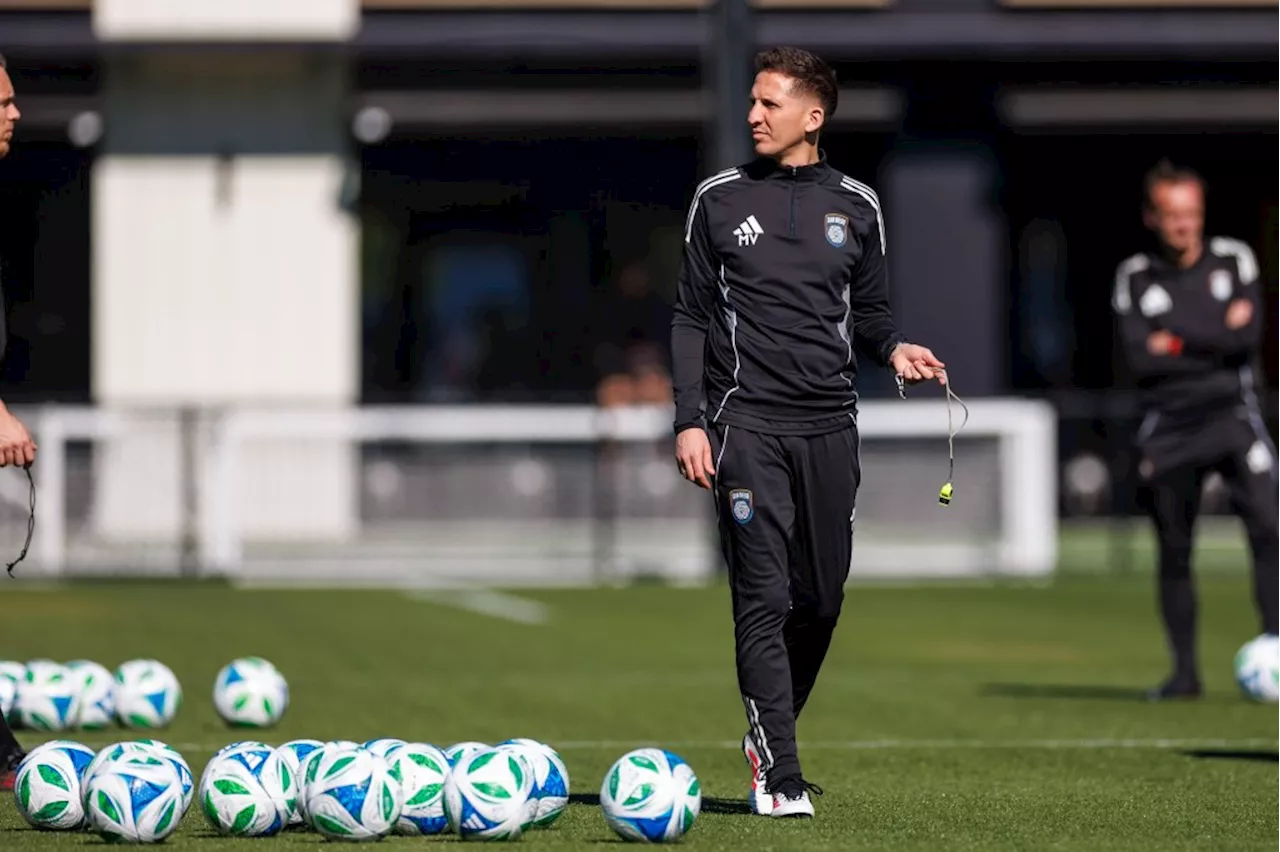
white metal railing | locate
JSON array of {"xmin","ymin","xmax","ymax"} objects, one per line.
[{"xmin": 15, "ymin": 399, "xmax": 1057, "ymax": 584}]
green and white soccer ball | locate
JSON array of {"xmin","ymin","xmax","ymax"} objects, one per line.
[
  {"xmin": 275, "ymin": 739, "xmax": 324, "ymax": 826},
  {"xmin": 600, "ymin": 748, "xmax": 701, "ymax": 843},
  {"xmin": 294, "ymin": 740, "xmax": 360, "ymax": 826},
  {"xmin": 443, "ymin": 745, "xmax": 536, "ymax": 841},
  {"xmin": 363, "ymin": 737, "xmax": 407, "ymax": 759},
  {"xmin": 114, "ymin": 659, "xmax": 182, "ymax": 729},
  {"xmin": 0, "ymin": 675, "xmax": 16, "ymax": 723},
  {"xmin": 444, "ymin": 741, "xmax": 489, "ymax": 768},
  {"xmin": 66, "ymin": 660, "xmax": 116, "ymax": 730},
  {"xmin": 303, "ymin": 746, "xmax": 403, "ymax": 841},
  {"xmin": 83, "ymin": 754, "xmax": 185, "ymax": 843},
  {"xmin": 14, "ymin": 661, "xmax": 79, "ymax": 732},
  {"xmin": 13, "ymin": 747, "xmax": 87, "ymax": 830},
  {"xmin": 200, "ymin": 745, "xmax": 296, "ymax": 836},
  {"xmin": 499, "ymin": 738, "xmax": 570, "ymax": 828},
  {"xmin": 385, "ymin": 742, "xmax": 450, "ymax": 836},
  {"xmin": 23, "ymin": 739, "xmax": 96, "ymax": 780},
  {"xmin": 1235, "ymin": 633, "xmax": 1279, "ymax": 702},
  {"xmin": 82, "ymin": 739, "xmax": 193, "ymax": 817},
  {"xmin": 213, "ymin": 657, "xmax": 289, "ymax": 728}
]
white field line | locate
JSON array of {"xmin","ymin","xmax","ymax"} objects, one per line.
[
  {"xmin": 164, "ymin": 737, "xmax": 1276, "ymax": 753},
  {"xmin": 402, "ymin": 588, "xmax": 549, "ymax": 625}
]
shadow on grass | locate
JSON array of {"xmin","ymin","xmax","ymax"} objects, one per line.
[
  {"xmin": 571, "ymin": 792, "xmax": 752, "ymax": 816},
  {"xmin": 981, "ymin": 683, "xmax": 1148, "ymax": 702},
  {"xmin": 1182, "ymin": 749, "xmax": 1278, "ymax": 763}
]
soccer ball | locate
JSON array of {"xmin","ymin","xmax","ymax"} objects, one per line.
[
  {"xmin": 24, "ymin": 739, "xmax": 96, "ymax": 781},
  {"xmin": 363, "ymin": 737, "xmax": 407, "ymax": 758},
  {"xmin": 499, "ymin": 738, "xmax": 570, "ymax": 828},
  {"xmin": 14, "ymin": 661, "xmax": 79, "ymax": 732},
  {"xmin": 114, "ymin": 659, "xmax": 182, "ymax": 729},
  {"xmin": 200, "ymin": 746, "xmax": 296, "ymax": 836},
  {"xmin": 294, "ymin": 740, "xmax": 360, "ymax": 826},
  {"xmin": 303, "ymin": 746, "xmax": 403, "ymax": 841},
  {"xmin": 443, "ymin": 745, "xmax": 536, "ymax": 841},
  {"xmin": 444, "ymin": 741, "xmax": 489, "ymax": 768},
  {"xmin": 600, "ymin": 748, "xmax": 701, "ymax": 843},
  {"xmin": 275, "ymin": 739, "xmax": 324, "ymax": 826},
  {"xmin": 213, "ymin": 657, "xmax": 289, "ymax": 728},
  {"xmin": 66, "ymin": 660, "xmax": 116, "ymax": 730},
  {"xmin": 13, "ymin": 748, "xmax": 87, "ymax": 830},
  {"xmin": 83, "ymin": 754, "xmax": 185, "ymax": 843},
  {"xmin": 0, "ymin": 659, "xmax": 25, "ymax": 686},
  {"xmin": 385, "ymin": 742, "xmax": 450, "ymax": 836},
  {"xmin": 1234, "ymin": 634, "xmax": 1279, "ymax": 702},
  {"xmin": 136, "ymin": 739, "xmax": 195, "ymax": 815},
  {"xmin": 82, "ymin": 741, "xmax": 158, "ymax": 787},
  {"xmin": 0, "ymin": 675, "xmax": 16, "ymax": 723}
]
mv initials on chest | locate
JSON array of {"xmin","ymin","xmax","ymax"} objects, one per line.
[{"xmin": 734, "ymin": 215, "xmax": 765, "ymax": 246}]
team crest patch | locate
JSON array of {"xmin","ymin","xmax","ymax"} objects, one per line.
[
  {"xmin": 729, "ymin": 489, "xmax": 754, "ymax": 525},
  {"xmin": 824, "ymin": 213, "xmax": 849, "ymax": 248},
  {"xmin": 1209, "ymin": 269, "xmax": 1233, "ymax": 302}
]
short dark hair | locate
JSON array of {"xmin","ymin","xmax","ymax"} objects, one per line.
[
  {"xmin": 1143, "ymin": 159, "xmax": 1205, "ymax": 208},
  {"xmin": 754, "ymin": 46, "xmax": 838, "ymax": 128}
]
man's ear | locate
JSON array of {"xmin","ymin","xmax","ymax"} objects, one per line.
[{"xmin": 805, "ymin": 107, "xmax": 825, "ymax": 135}]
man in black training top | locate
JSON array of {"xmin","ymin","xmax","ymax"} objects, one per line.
[
  {"xmin": 1112, "ymin": 160, "xmax": 1277, "ymax": 701},
  {"xmin": 0, "ymin": 51, "xmax": 41, "ymax": 791},
  {"xmin": 670, "ymin": 46, "xmax": 945, "ymax": 818}
]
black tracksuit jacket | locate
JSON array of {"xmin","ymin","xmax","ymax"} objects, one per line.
[
  {"xmin": 1112, "ymin": 236, "xmax": 1266, "ymax": 428},
  {"xmin": 670, "ymin": 154, "xmax": 905, "ymax": 437}
]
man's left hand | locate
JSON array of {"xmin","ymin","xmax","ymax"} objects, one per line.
[{"xmin": 890, "ymin": 343, "xmax": 946, "ymax": 386}]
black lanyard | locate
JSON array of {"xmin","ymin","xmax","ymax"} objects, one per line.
[{"xmin": 6, "ymin": 462, "xmax": 34, "ymax": 577}]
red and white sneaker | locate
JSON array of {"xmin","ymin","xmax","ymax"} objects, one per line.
[
  {"xmin": 771, "ymin": 778, "xmax": 822, "ymax": 819},
  {"xmin": 741, "ymin": 733, "xmax": 772, "ymax": 815},
  {"xmin": 0, "ymin": 749, "xmax": 25, "ymax": 792}
]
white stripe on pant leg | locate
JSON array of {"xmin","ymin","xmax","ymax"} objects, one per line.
[
  {"xmin": 746, "ymin": 697, "xmax": 775, "ymax": 771},
  {"xmin": 1238, "ymin": 365, "xmax": 1279, "ymax": 483}
]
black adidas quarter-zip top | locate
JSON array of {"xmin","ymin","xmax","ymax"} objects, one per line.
[{"xmin": 671, "ymin": 154, "xmax": 906, "ymax": 436}]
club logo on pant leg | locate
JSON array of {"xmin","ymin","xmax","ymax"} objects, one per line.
[
  {"xmin": 729, "ymin": 489, "xmax": 754, "ymax": 525},
  {"xmin": 1247, "ymin": 440, "xmax": 1272, "ymax": 475}
]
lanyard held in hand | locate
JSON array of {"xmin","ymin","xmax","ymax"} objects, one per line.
[{"xmin": 6, "ymin": 462, "xmax": 35, "ymax": 577}]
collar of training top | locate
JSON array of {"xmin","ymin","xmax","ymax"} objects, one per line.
[{"xmin": 745, "ymin": 149, "xmax": 831, "ymax": 183}]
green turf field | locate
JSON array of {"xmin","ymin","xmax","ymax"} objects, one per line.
[{"xmin": 0, "ymin": 545, "xmax": 1276, "ymax": 849}]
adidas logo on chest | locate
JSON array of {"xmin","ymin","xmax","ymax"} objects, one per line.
[{"xmin": 734, "ymin": 215, "xmax": 764, "ymax": 247}]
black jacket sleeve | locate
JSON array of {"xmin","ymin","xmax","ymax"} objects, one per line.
[
  {"xmin": 1166, "ymin": 277, "xmax": 1261, "ymax": 361},
  {"xmin": 1112, "ymin": 263, "xmax": 1214, "ymax": 379},
  {"xmin": 848, "ymin": 218, "xmax": 905, "ymax": 367},
  {"xmin": 670, "ymin": 192, "xmax": 720, "ymax": 434}
]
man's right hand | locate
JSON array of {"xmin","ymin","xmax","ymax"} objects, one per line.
[
  {"xmin": 0, "ymin": 405, "xmax": 36, "ymax": 468},
  {"xmin": 1225, "ymin": 298, "xmax": 1253, "ymax": 330},
  {"xmin": 675, "ymin": 427, "xmax": 715, "ymax": 490}
]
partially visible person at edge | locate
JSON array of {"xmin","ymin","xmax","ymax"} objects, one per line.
[{"xmin": 0, "ymin": 51, "xmax": 43, "ymax": 792}]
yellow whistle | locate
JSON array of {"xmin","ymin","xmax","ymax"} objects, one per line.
[{"xmin": 938, "ymin": 482, "xmax": 954, "ymax": 506}]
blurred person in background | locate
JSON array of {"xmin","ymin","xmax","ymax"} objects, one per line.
[
  {"xmin": 670, "ymin": 46, "xmax": 945, "ymax": 818},
  {"xmin": 0, "ymin": 51, "xmax": 40, "ymax": 790},
  {"xmin": 595, "ymin": 261, "xmax": 673, "ymax": 408},
  {"xmin": 1112, "ymin": 160, "xmax": 1277, "ymax": 701}
]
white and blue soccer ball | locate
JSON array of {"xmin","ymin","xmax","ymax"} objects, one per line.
[
  {"xmin": 24, "ymin": 739, "xmax": 96, "ymax": 782},
  {"xmin": 385, "ymin": 742, "xmax": 450, "ymax": 836},
  {"xmin": 294, "ymin": 740, "xmax": 360, "ymax": 826},
  {"xmin": 200, "ymin": 746, "xmax": 296, "ymax": 837},
  {"xmin": 443, "ymin": 745, "xmax": 536, "ymax": 841},
  {"xmin": 302, "ymin": 746, "xmax": 403, "ymax": 841},
  {"xmin": 13, "ymin": 747, "xmax": 88, "ymax": 830},
  {"xmin": 14, "ymin": 661, "xmax": 79, "ymax": 732},
  {"xmin": 66, "ymin": 660, "xmax": 116, "ymax": 730},
  {"xmin": 114, "ymin": 660, "xmax": 182, "ymax": 729},
  {"xmin": 213, "ymin": 657, "xmax": 289, "ymax": 728},
  {"xmin": 82, "ymin": 741, "xmax": 159, "ymax": 787},
  {"xmin": 275, "ymin": 739, "xmax": 324, "ymax": 826},
  {"xmin": 499, "ymin": 738, "xmax": 570, "ymax": 828},
  {"xmin": 444, "ymin": 741, "xmax": 489, "ymax": 768},
  {"xmin": 83, "ymin": 754, "xmax": 185, "ymax": 843},
  {"xmin": 135, "ymin": 739, "xmax": 195, "ymax": 816},
  {"xmin": 0, "ymin": 659, "xmax": 26, "ymax": 687},
  {"xmin": 363, "ymin": 737, "xmax": 407, "ymax": 759},
  {"xmin": 1234, "ymin": 633, "xmax": 1279, "ymax": 702},
  {"xmin": 600, "ymin": 748, "xmax": 701, "ymax": 843}
]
